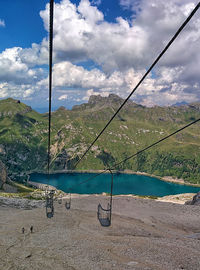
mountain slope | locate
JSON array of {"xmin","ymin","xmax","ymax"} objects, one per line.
[{"xmin": 0, "ymin": 96, "xmax": 200, "ymax": 184}]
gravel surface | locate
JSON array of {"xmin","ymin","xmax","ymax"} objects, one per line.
[{"xmin": 0, "ymin": 195, "xmax": 200, "ymax": 270}]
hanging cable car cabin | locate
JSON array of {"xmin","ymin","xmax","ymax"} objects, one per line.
[
  {"xmin": 65, "ymin": 192, "xmax": 71, "ymax": 210},
  {"xmin": 97, "ymin": 169, "xmax": 113, "ymax": 227}
]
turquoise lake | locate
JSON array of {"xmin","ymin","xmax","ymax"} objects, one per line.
[{"xmin": 30, "ymin": 172, "xmax": 200, "ymax": 197}]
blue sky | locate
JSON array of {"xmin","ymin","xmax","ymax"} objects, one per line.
[
  {"xmin": 0, "ymin": 0, "xmax": 133, "ymax": 52},
  {"xmin": 0, "ymin": 0, "xmax": 200, "ymax": 111},
  {"xmin": 0, "ymin": 0, "xmax": 48, "ymax": 51}
]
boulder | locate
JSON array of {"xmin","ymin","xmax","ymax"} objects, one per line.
[
  {"xmin": 2, "ymin": 183, "xmax": 18, "ymax": 193},
  {"xmin": 191, "ymin": 191, "xmax": 200, "ymax": 205},
  {"xmin": 185, "ymin": 191, "xmax": 200, "ymax": 205},
  {"xmin": 0, "ymin": 196, "xmax": 45, "ymax": 209}
]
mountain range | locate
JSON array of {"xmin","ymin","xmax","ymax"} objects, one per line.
[{"xmin": 0, "ymin": 95, "xmax": 200, "ymax": 184}]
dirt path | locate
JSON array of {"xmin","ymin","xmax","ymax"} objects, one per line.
[{"xmin": 0, "ymin": 195, "xmax": 200, "ymax": 270}]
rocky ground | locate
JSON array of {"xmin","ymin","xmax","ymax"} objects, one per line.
[{"xmin": 0, "ymin": 194, "xmax": 200, "ymax": 270}]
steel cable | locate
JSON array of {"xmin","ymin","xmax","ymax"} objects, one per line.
[{"xmin": 47, "ymin": 0, "xmax": 54, "ymax": 175}]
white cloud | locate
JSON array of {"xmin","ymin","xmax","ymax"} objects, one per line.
[
  {"xmin": 19, "ymin": 43, "xmax": 48, "ymax": 67},
  {"xmin": 78, "ymin": 0, "xmax": 104, "ymax": 23},
  {"xmin": 39, "ymin": 0, "xmax": 148, "ymax": 71},
  {"xmin": 120, "ymin": 0, "xmax": 141, "ymax": 13},
  {"xmin": 38, "ymin": 0, "xmax": 200, "ymax": 79},
  {"xmin": 0, "ymin": 47, "xmax": 45, "ymax": 84},
  {"xmin": 0, "ymin": 19, "xmax": 5, "ymax": 27},
  {"xmin": 140, "ymin": 89, "xmax": 198, "ymax": 107},
  {"xmin": 0, "ymin": 82, "xmax": 38, "ymax": 100},
  {"xmin": 0, "ymin": 83, "xmax": 9, "ymax": 98},
  {"xmin": 121, "ymin": 0, "xmax": 200, "ymax": 69},
  {"xmin": 50, "ymin": 61, "xmax": 107, "ymax": 89},
  {"xmin": 23, "ymin": 88, "xmax": 35, "ymax": 98},
  {"xmin": 0, "ymin": 0, "xmax": 200, "ymax": 108},
  {"xmin": 58, "ymin": 94, "xmax": 68, "ymax": 100},
  {"xmin": 39, "ymin": 61, "xmax": 167, "ymax": 104},
  {"xmin": 82, "ymin": 89, "xmax": 109, "ymax": 101}
]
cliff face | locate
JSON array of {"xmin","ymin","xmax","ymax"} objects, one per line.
[{"xmin": 0, "ymin": 160, "xmax": 18, "ymax": 192}]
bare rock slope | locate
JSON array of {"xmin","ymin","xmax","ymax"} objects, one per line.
[{"xmin": 0, "ymin": 195, "xmax": 200, "ymax": 270}]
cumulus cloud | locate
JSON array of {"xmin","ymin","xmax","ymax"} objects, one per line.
[
  {"xmin": 0, "ymin": 83, "xmax": 9, "ymax": 98},
  {"xmin": 52, "ymin": 61, "xmax": 106, "ymax": 88},
  {"xmin": 39, "ymin": 0, "xmax": 148, "ymax": 71},
  {"xmin": 38, "ymin": 0, "xmax": 200, "ymax": 72},
  {"xmin": 37, "ymin": 0, "xmax": 200, "ymax": 105},
  {"xmin": 58, "ymin": 94, "xmax": 68, "ymax": 100},
  {"xmin": 82, "ymin": 89, "xmax": 109, "ymax": 101},
  {"xmin": 18, "ymin": 43, "xmax": 48, "ymax": 67},
  {"xmin": 0, "ymin": 82, "xmax": 38, "ymax": 100},
  {"xmin": 0, "ymin": 0, "xmax": 200, "ymax": 107},
  {"xmin": 139, "ymin": 88, "xmax": 198, "ymax": 107},
  {"xmin": 0, "ymin": 47, "xmax": 46, "ymax": 84},
  {"xmin": 120, "ymin": 0, "xmax": 200, "ymax": 68},
  {"xmin": 0, "ymin": 19, "xmax": 5, "ymax": 27},
  {"xmin": 40, "ymin": 61, "xmax": 140, "ymax": 92},
  {"xmin": 39, "ymin": 60, "xmax": 166, "ymax": 105},
  {"xmin": 120, "ymin": 0, "xmax": 141, "ymax": 14}
]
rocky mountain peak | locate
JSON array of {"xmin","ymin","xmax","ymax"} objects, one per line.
[
  {"xmin": 57, "ymin": 106, "xmax": 66, "ymax": 111},
  {"xmin": 88, "ymin": 94, "xmax": 132, "ymax": 106},
  {"xmin": 88, "ymin": 95, "xmax": 107, "ymax": 105}
]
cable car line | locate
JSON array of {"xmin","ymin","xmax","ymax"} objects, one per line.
[
  {"xmin": 46, "ymin": 0, "xmax": 54, "ymax": 218},
  {"xmin": 47, "ymin": 0, "xmax": 54, "ymax": 175},
  {"xmin": 73, "ymin": 2, "xmax": 200, "ymax": 170}
]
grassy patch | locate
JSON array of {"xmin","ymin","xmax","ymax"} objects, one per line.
[
  {"xmin": 137, "ymin": 195, "xmax": 158, "ymax": 200},
  {"xmin": 9, "ymin": 181, "xmax": 35, "ymax": 193}
]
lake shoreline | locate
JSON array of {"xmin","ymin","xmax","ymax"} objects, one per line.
[{"xmin": 27, "ymin": 169, "xmax": 200, "ymax": 188}]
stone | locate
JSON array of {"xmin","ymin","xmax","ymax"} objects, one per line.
[
  {"xmin": 2, "ymin": 183, "xmax": 17, "ymax": 193},
  {"xmin": 191, "ymin": 191, "xmax": 200, "ymax": 205},
  {"xmin": 0, "ymin": 160, "xmax": 7, "ymax": 189}
]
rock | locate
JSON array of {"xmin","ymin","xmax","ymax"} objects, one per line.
[
  {"xmin": 22, "ymin": 252, "xmax": 32, "ymax": 259},
  {"xmin": 0, "ymin": 161, "xmax": 17, "ymax": 192},
  {"xmin": 0, "ymin": 196, "xmax": 45, "ymax": 209},
  {"xmin": 88, "ymin": 94, "xmax": 129, "ymax": 107},
  {"xmin": 28, "ymin": 181, "xmax": 56, "ymax": 191},
  {"xmin": 0, "ymin": 160, "xmax": 7, "ymax": 188},
  {"xmin": 190, "ymin": 191, "xmax": 200, "ymax": 205},
  {"xmin": 158, "ymin": 193, "xmax": 195, "ymax": 204},
  {"xmin": 57, "ymin": 106, "xmax": 66, "ymax": 111},
  {"xmin": 2, "ymin": 183, "xmax": 17, "ymax": 193}
]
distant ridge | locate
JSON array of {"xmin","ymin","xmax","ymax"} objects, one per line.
[
  {"xmin": 172, "ymin": 101, "xmax": 188, "ymax": 107},
  {"xmin": 72, "ymin": 94, "xmax": 141, "ymax": 111},
  {"xmin": 0, "ymin": 98, "xmax": 32, "ymax": 118}
]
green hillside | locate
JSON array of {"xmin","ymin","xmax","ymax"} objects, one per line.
[{"xmin": 0, "ymin": 95, "xmax": 200, "ymax": 184}]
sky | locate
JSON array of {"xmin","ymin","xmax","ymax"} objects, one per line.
[{"xmin": 0, "ymin": 0, "xmax": 200, "ymax": 111}]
